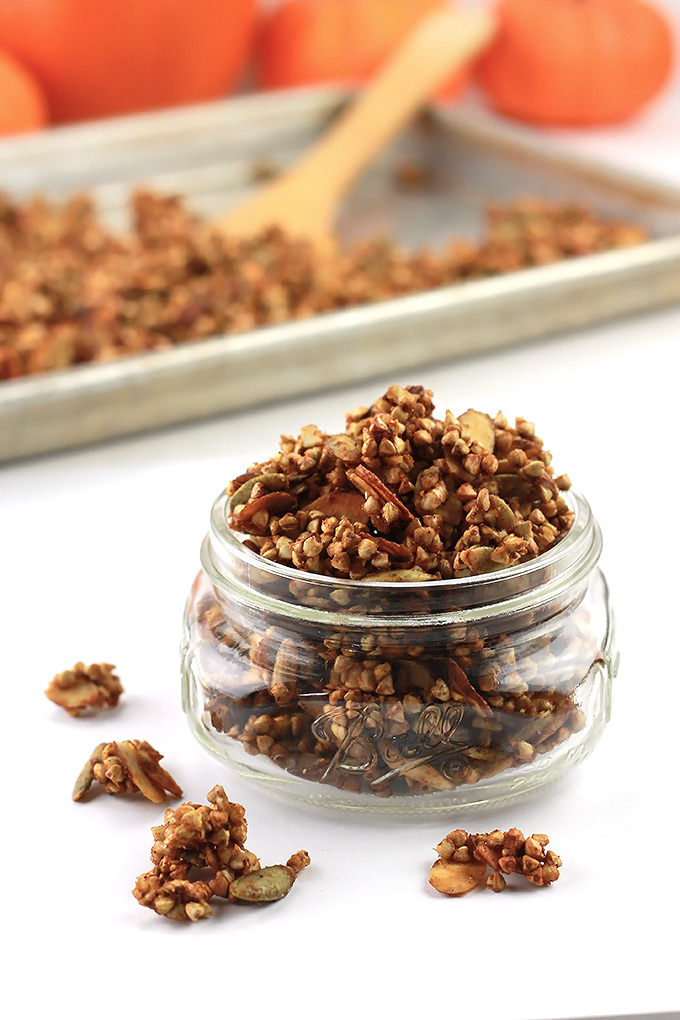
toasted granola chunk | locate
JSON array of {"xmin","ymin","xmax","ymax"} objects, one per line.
[
  {"xmin": 45, "ymin": 661, "xmax": 123, "ymax": 716},
  {"xmin": 150, "ymin": 784, "xmax": 258, "ymax": 873},
  {"xmin": 133, "ymin": 786, "xmax": 311, "ymax": 921},
  {"xmin": 72, "ymin": 740, "xmax": 182, "ymax": 803},
  {"xmin": 133, "ymin": 867, "xmax": 213, "ymax": 921},
  {"xmin": 430, "ymin": 826, "xmax": 562, "ymax": 894}
]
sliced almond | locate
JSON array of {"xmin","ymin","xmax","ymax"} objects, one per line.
[
  {"xmin": 135, "ymin": 742, "xmax": 183, "ymax": 799},
  {"xmin": 111, "ymin": 740, "xmax": 167, "ymax": 804},
  {"xmin": 459, "ymin": 409, "xmax": 495, "ymax": 452},
  {"xmin": 429, "ymin": 859, "xmax": 487, "ymax": 896},
  {"xmin": 231, "ymin": 491, "xmax": 296, "ymax": 525},
  {"xmin": 303, "ymin": 490, "xmax": 368, "ymax": 523},
  {"xmin": 45, "ymin": 680, "xmax": 98, "ymax": 713}
]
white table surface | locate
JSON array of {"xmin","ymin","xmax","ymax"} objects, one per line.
[{"xmin": 3, "ymin": 62, "xmax": 680, "ymax": 1020}]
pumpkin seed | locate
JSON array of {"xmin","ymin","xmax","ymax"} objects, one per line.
[
  {"xmin": 228, "ymin": 473, "xmax": 288, "ymax": 512},
  {"xmin": 227, "ymin": 865, "xmax": 295, "ymax": 904},
  {"xmin": 72, "ymin": 742, "xmax": 107, "ymax": 801},
  {"xmin": 367, "ymin": 567, "xmax": 432, "ymax": 582}
]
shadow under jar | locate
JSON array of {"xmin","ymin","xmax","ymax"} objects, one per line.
[{"xmin": 181, "ymin": 488, "xmax": 616, "ymax": 812}]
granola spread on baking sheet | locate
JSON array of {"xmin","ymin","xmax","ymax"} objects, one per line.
[{"xmin": 0, "ymin": 190, "xmax": 645, "ymax": 379}]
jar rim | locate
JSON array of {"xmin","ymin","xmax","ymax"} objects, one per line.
[{"xmin": 202, "ymin": 488, "xmax": 602, "ymax": 626}]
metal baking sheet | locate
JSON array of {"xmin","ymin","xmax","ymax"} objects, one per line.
[{"xmin": 1, "ymin": 87, "xmax": 679, "ymax": 463}]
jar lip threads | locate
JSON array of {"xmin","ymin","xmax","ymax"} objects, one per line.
[{"xmin": 204, "ymin": 489, "xmax": 601, "ymax": 626}]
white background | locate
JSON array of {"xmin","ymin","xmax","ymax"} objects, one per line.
[{"xmin": 3, "ymin": 4, "xmax": 680, "ymax": 1019}]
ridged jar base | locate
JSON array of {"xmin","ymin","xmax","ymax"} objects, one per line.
[{"xmin": 181, "ymin": 619, "xmax": 615, "ymax": 815}]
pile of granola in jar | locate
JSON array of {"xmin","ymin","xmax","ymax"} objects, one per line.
[{"xmin": 182, "ymin": 384, "xmax": 614, "ymax": 807}]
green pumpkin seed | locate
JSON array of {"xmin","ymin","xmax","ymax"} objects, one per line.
[
  {"xmin": 228, "ymin": 865, "xmax": 295, "ymax": 904},
  {"xmin": 72, "ymin": 742, "xmax": 107, "ymax": 801}
]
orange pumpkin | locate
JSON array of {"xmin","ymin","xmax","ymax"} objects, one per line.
[
  {"xmin": 0, "ymin": 0, "xmax": 258, "ymax": 123},
  {"xmin": 0, "ymin": 48, "xmax": 47, "ymax": 136},
  {"xmin": 478, "ymin": 0, "xmax": 674, "ymax": 126},
  {"xmin": 256, "ymin": 0, "xmax": 468, "ymax": 100}
]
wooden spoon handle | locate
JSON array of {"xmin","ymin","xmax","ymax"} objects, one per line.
[
  {"xmin": 287, "ymin": 8, "xmax": 494, "ymax": 206},
  {"xmin": 216, "ymin": 7, "xmax": 495, "ymax": 241}
]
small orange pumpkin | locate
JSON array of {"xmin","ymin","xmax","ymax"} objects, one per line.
[
  {"xmin": 478, "ymin": 0, "xmax": 674, "ymax": 126},
  {"xmin": 256, "ymin": 0, "xmax": 468, "ymax": 100},
  {"xmin": 0, "ymin": 47, "xmax": 47, "ymax": 136},
  {"xmin": 0, "ymin": 0, "xmax": 257, "ymax": 123}
]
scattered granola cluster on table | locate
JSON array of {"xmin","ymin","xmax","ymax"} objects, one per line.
[
  {"xmin": 72, "ymin": 740, "xmax": 182, "ymax": 804},
  {"xmin": 133, "ymin": 785, "xmax": 310, "ymax": 921},
  {"xmin": 186, "ymin": 384, "xmax": 604, "ymax": 799},
  {"xmin": 429, "ymin": 827, "xmax": 562, "ymax": 895},
  {"xmin": 0, "ymin": 190, "xmax": 646, "ymax": 379},
  {"xmin": 45, "ymin": 661, "xmax": 123, "ymax": 716}
]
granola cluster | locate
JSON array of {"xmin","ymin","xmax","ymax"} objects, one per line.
[
  {"xmin": 228, "ymin": 384, "xmax": 573, "ymax": 579},
  {"xmin": 72, "ymin": 740, "xmax": 183, "ymax": 804},
  {"xmin": 45, "ymin": 661, "xmax": 123, "ymax": 716},
  {"xmin": 186, "ymin": 384, "xmax": 605, "ymax": 799},
  {"xmin": 133, "ymin": 785, "xmax": 309, "ymax": 921},
  {"xmin": 0, "ymin": 190, "xmax": 646, "ymax": 379},
  {"xmin": 430, "ymin": 827, "xmax": 562, "ymax": 895}
]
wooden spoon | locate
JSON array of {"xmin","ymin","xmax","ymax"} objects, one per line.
[{"xmin": 215, "ymin": 7, "xmax": 495, "ymax": 247}]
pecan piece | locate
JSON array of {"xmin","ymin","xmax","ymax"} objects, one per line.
[
  {"xmin": 446, "ymin": 660, "xmax": 493, "ymax": 717},
  {"xmin": 362, "ymin": 533, "xmax": 412, "ymax": 561},
  {"xmin": 348, "ymin": 464, "xmax": 415, "ymax": 524}
]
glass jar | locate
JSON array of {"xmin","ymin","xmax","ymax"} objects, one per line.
[{"xmin": 181, "ymin": 487, "xmax": 616, "ymax": 812}]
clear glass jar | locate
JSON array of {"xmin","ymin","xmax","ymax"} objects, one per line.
[{"xmin": 181, "ymin": 488, "xmax": 616, "ymax": 813}]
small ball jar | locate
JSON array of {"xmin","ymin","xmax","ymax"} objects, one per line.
[{"xmin": 181, "ymin": 488, "xmax": 616, "ymax": 812}]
